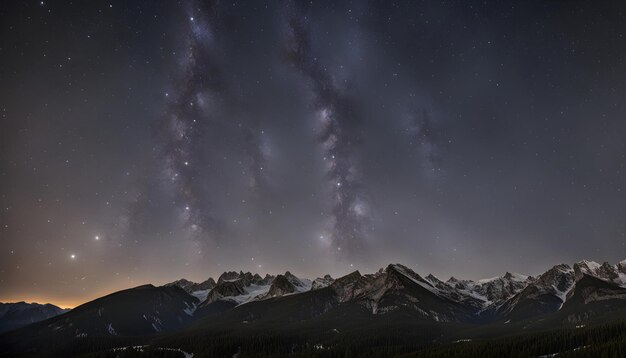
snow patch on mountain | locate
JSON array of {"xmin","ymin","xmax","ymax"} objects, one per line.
[
  {"xmin": 107, "ymin": 323, "xmax": 117, "ymax": 335},
  {"xmin": 190, "ymin": 289, "xmax": 210, "ymax": 302},
  {"xmin": 311, "ymin": 275, "xmax": 334, "ymax": 290}
]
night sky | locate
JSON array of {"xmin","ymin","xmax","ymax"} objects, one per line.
[{"xmin": 1, "ymin": 1, "xmax": 625, "ymax": 308}]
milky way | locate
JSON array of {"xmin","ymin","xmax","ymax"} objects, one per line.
[
  {"xmin": 156, "ymin": 1, "xmax": 270, "ymax": 250},
  {"xmin": 285, "ymin": 3, "xmax": 371, "ymax": 257},
  {"xmin": 160, "ymin": 1, "xmax": 225, "ymax": 246},
  {"xmin": 2, "ymin": 1, "xmax": 626, "ymax": 307}
]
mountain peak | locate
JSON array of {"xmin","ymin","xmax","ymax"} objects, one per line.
[
  {"xmin": 503, "ymin": 272, "xmax": 528, "ymax": 281},
  {"xmin": 331, "ymin": 271, "xmax": 361, "ymax": 288},
  {"xmin": 134, "ymin": 284, "xmax": 156, "ymax": 290},
  {"xmin": 425, "ymin": 273, "xmax": 442, "ymax": 284},
  {"xmin": 217, "ymin": 271, "xmax": 241, "ymax": 284},
  {"xmin": 386, "ymin": 263, "xmax": 409, "ymax": 271},
  {"xmin": 573, "ymin": 260, "xmax": 602, "ymax": 280},
  {"xmin": 311, "ymin": 274, "xmax": 334, "ymax": 290},
  {"xmin": 265, "ymin": 275, "xmax": 296, "ymax": 297},
  {"xmin": 575, "ymin": 259, "xmax": 601, "ymax": 269}
]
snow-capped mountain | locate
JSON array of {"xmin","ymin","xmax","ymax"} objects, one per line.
[
  {"xmin": 5, "ymin": 258, "xmax": 626, "ymax": 356},
  {"xmin": 167, "ymin": 270, "xmax": 314, "ymax": 309},
  {"xmin": 199, "ymin": 271, "xmax": 271, "ymax": 306},
  {"xmin": 428, "ymin": 271, "xmax": 532, "ymax": 313},
  {"xmin": 495, "ymin": 264, "xmax": 575, "ymax": 320},
  {"xmin": 311, "ymin": 274, "xmax": 334, "ymax": 290},
  {"xmin": 163, "ymin": 259, "xmax": 626, "ymax": 324},
  {"xmin": 573, "ymin": 260, "xmax": 626, "ymax": 286},
  {"xmin": 320, "ymin": 260, "xmax": 626, "ymax": 323},
  {"xmin": 325, "ymin": 264, "xmax": 476, "ymax": 321},
  {"xmin": 262, "ymin": 272, "xmax": 312, "ymax": 298}
]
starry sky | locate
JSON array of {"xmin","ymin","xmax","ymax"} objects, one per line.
[{"xmin": 1, "ymin": 1, "xmax": 626, "ymax": 308}]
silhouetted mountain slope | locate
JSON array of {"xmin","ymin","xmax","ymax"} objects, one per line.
[{"xmin": 0, "ymin": 284, "xmax": 198, "ymax": 354}]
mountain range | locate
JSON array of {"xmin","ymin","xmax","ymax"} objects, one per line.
[
  {"xmin": 0, "ymin": 302, "xmax": 68, "ymax": 334},
  {"xmin": 1, "ymin": 259, "xmax": 626, "ymax": 356}
]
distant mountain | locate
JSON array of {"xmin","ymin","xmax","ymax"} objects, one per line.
[
  {"xmin": 193, "ymin": 270, "xmax": 312, "ymax": 317},
  {"xmin": 164, "ymin": 277, "xmax": 216, "ymax": 294},
  {"xmin": 164, "ymin": 277, "xmax": 217, "ymax": 302},
  {"xmin": 262, "ymin": 271, "xmax": 312, "ymax": 298},
  {"xmin": 0, "ymin": 284, "xmax": 198, "ymax": 354},
  {"xmin": 311, "ymin": 274, "xmax": 334, "ymax": 290},
  {"xmin": 0, "ymin": 302, "xmax": 68, "ymax": 333},
  {"xmin": 2, "ymin": 259, "xmax": 626, "ymax": 356}
]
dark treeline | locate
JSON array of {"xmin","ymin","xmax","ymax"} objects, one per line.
[
  {"xmin": 4, "ymin": 321, "xmax": 626, "ymax": 357},
  {"xmin": 406, "ymin": 322, "xmax": 626, "ymax": 358}
]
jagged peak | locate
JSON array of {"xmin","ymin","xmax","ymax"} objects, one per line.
[
  {"xmin": 166, "ymin": 278, "xmax": 195, "ymax": 286},
  {"xmin": 503, "ymin": 272, "xmax": 529, "ymax": 281},
  {"xmin": 387, "ymin": 263, "xmax": 410, "ymax": 272},
  {"xmin": 333, "ymin": 270, "xmax": 361, "ymax": 284},
  {"xmin": 176, "ymin": 278, "xmax": 193, "ymax": 283},
  {"xmin": 272, "ymin": 274, "xmax": 290, "ymax": 282},
  {"xmin": 385, "ymin": 264, "xmax": 422, "ymax": 280},
  {"xmin": 551, "ymin": 263, "xmax": 572, "ymax": 271},
  {"xmin": 477, "ymin": 275, "xmax": 500, "ymax": 283},
  {"xmin": 538, "ymin": 264, "xmax": 573, "ymax": 279},
  {"xmin": 217, "ymin": 271, "xmax": 241, "ymax": 282},
  {"xmin": 477, "ymin": 271, "xmax": 527, "ymax": 284},
  {"xmin": 311, "ymin": 274, "xmax": 335, "ymax": 290},
  {"xmin": 574, "ymin": 259, "xmax": 600, "ymax": 269}
]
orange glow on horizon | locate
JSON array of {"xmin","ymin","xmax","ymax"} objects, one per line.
[
  {"xmin": 0, "ymin": 284, "xmax": 141, "ymax": 310},
  {"xmin": 0, "ymin": 295, "xmax": 79, "ymax": 310}
]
